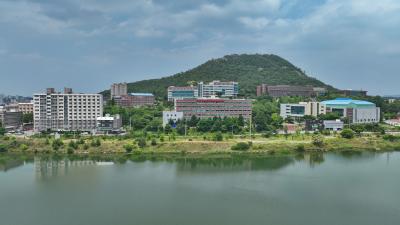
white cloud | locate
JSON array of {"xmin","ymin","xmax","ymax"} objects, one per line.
[{"xmin": 238, "ymin": 17, "xmax": 270, "ymax": 30}]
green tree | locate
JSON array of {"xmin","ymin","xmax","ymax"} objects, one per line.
[
  {"xmin": 22, "ymin": 113, "xmax": 33, "ymax": 123},
  {"xmin": 341, "ymin": 129, "xmax": 355, "ymax": 139}
]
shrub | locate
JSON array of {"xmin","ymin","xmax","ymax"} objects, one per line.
[
  {"xmin": 213, "ymin": 132, "xmax": 223, "ymax": 141},
  {"xmin": 312, "ymin": 135, "xmax": 324, "ymax": 147},
  {"xmin": 3, "ymin": 136, "xmax": 10, "ymax": 141},
  {"xmin": 123, "ymin": 144, "xmax": 135, "ymax": 153},
  {"xmin": 231, "ymin": 142, "xmax": 251, "ymax": 151},
  {"xmin": 137, "ymin": 138, "xmax": 147, "ymax": 148},
  {"xmin": 52, "ymin": 139, "xmax": 64, "ymax": 151},
  {"xmin": 262, "ymin": 132, "xmax": 273, "ymax": 138},
  {"xmin": 19, "ymin": 144, "xmax": 29, "ymax": 151},
  {"xmin": 295, "ymin": 144, "xmax": 306, "ymax": 152},
  {"xmin": 83, "ymin": 144, "xmax": 90, "ymax": 150},
  {"xmin": 0, "ymin": 144, "xmax": 8, "ymax": 153},
  {"xmin": 68, "ymin": 141, "xmax": 79, "ymax": 150},
  {"xmin": 77, "ymin": 138, "xmax": 85, "ymax": 145},
  {"xmin": 44, "ymin": 138, "xmax": 50, "ymax": 145},
  {"xmin": 151, "ymin": 139, "xmax": 157, "ymax": 146},
  {"xmin": 341, "ymin": 129, "xmax": 355, "ymax": 139},
  {"xmin": 67, "ymin": 147, "xmax": 74, "ymax": 154},
  {"xmin": 91, "ymin": 139, "xmax": 101, "ymax": 147},
  {"xmin": 160, "ymin": 135, "xmax": 165, "ymax": 142},
  {"xmin": 383, "ymin": 134, "xmax": 400, "ymax": 142}
]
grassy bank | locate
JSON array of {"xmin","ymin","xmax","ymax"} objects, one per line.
[{"xmin": 1, "ymin": 133, "xmax": 400, "ymax": 156}]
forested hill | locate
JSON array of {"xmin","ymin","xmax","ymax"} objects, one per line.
[{"xmin": 102, "ymin": 54, "xmax": 334, "ymax": 99}]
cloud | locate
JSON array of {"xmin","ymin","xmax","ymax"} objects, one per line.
[
  {"xmin": 238, "ymin": 17, "xmax": 270, "ymax": 30},
  {"xmin": 1, "ymin": 0, "xmax": 400, "ymax": 95}
]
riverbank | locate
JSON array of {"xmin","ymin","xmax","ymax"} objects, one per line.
[{"xmin": 1, "ymin": 134, "xmax": 400, "ymax": 155}]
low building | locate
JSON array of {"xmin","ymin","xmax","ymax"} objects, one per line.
[
  {"xmin": 114, "ymin": 93, "xmax": 155, "ymax": 108},
  {"xmin": 280, "ymin": 102, "xmax": 325, "ymax": 119},
  {"xmin": 167, "ymin": 86, "xmax": 198, "ymax": 101},
  {"xmin": 0, "ymin": 111, "xmax": 23, "ymax": 131},
  {"xmin": 323, "ymin": 120, "xmax": 344, "ymax": 131},
  {"xmin": 162, "ymin": 111, "xmax": 184, "ymax": 127},
  {"xmin": 175, "ymin": 97, "xmax": 252, "ymax": 120},
  {"xmin": 338, "ymin": 89, "xmax": 368, "ymax": 97},
  {"xmin": 321, "ymin": 98, "xmax": 380, "ymax": 124},
  {"xmin": 256, "ymin": 84, "xmax": 325, "ymax": 98},
  {"xmin": 96, "ymin": 114, "xmax": 122, "ymax": 133},
  {"xmin": 385, "ymin": 118, "xmax": 400, "ymax": 127},
  {"xmin": 18, "ymin": 102, "xmax": 34, "ymax": 114}
]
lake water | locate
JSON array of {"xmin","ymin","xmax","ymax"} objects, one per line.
[{"xmin": 1, "ymin": 152, "xmax": 399, "ymax": 225}]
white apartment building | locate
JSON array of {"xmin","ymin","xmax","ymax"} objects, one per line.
[
  {"xmin": 280, "ymin": 102, "xmax": 325, "ymax": 119},
  {"xmin": 198, "ymin": 81, "xmax": 239, "ymax": 98},
  {"xmin": 34, "ymin": 88, "xmax": 103, "ymax": 132}
]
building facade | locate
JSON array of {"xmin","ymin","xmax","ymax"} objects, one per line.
[
  {"xmin": 0, "ymin": 111, "xmax": 23, "ymax": 130},
  {"xmin": 339, "ymin": 89, "xmax": 368, "ymax": 97},
  {"xmin": 280, "ymin": 102, "xmax": 325, "ymax": 119},
  {"xmin": 175, "ymin": 97, "xmax": 252, "ymax": 120},
  {"xmin": 256, "ymin": 84, "xmax": 326, "ymax": 98},
  {"xmin": 18, "ymin": 102, "xmax": 34, "ymax": 114},
  {"xmin": 113, "ymin": 93, "xmax": 155, "ymax": 108},
  {"xmin": 321, "ymin": 98, "xmax": 380, "ymax": 124},
  {"xmin": 33, "ymin": 88, "xmax": 103, "ymax": 132},
  {"xmin": 162, "ymin": 111, "xmax": 184, "ymax": 127},
  {"xmin": 167, "ymin": 86, "xmax": 198, "ymax": 101},
  {"xmin": 96, "ymin": 114, "xmax": 122, "ymax": 132},
  {"xmin": 111, "ymin": 83, "xmax": 128, "ymax": 97},
  {"xmin": 198, "ymin": 81, "xmax": 239, "ymax": 98}
]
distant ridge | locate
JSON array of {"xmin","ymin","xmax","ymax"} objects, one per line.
[{"xmin": 102, "ymin": 54, "xmax": 335, "ymax": 99}]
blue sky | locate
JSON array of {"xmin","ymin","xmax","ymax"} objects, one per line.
[{"xmin": 0, "ymin": 0, "xmax": 399, "ymax": 96}]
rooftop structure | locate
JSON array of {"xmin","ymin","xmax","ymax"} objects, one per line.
[{"xmin": 280, "ymin": 102, "xmax": 325, "ymax": 119}]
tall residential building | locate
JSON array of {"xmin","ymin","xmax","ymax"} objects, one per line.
[
  {"xmin": 280, "ymin": 102, "xmax": 325, "ymax": 119},
  {"xmin": 167, "ymin": 86, "xmax": 198, "ymax": 101},
  {"xmin": 198, "ymin": 81, "xmax": 239, "ymax": 98},
  {"xmin": 256, "ymin": 84, "xmax": 326, "ymax": 98},
  {"xmin": 33, "ymin": 88, "xmax": 103, "ymax": 132},
  {"xmin": 321, "ymin": 98, "xmax": 380, "ymax": 124},
  {"xmin": 111, "ymin": 83, "xmax": 128, "ymax": 97},
  {"xmin": 175, "ymin": 97, "xmax": 252, "ymax": 120},
  {"xmin": 113, "ymin": 93, "xmax": 155, "ymax": 108}
]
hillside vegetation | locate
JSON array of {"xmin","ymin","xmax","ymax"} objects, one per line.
[{"xmin": 103, "ymin": 54, "xmax": 334, "ymax": 99}]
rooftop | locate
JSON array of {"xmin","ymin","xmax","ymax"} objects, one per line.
[
  {"xmin": 321, "ymin": 98, "xmax": 375, "ymax": 107},
  {"xmin": 129, "ymin": 93, "xmax": 154, "ymax": 97}
]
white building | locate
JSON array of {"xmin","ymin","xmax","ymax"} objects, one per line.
[
  {"xmin": 33, "ymin": 88, "xmax": 103, "ymax": 132},
  {"xmin": 162, "ymin": 111, "xmax": 183, "ymax": 127},
  {"xmin": 198, "ymin": 81, "xmax": 239, "ymax": 98},
  {"xmin": 321, "ymin": 98, "xmax": 380, "ymax": 124},
  {"xmin": 280, "ymin": 102, "xmax": 325, "ymax": 119},
  {"xmin": 96, "ymin": 114, "xmax": 122, "ymax": 132},
  {"xmin": 323, "ymin": 120, "xmax": 344, "ymax": 131},
  {"xmin": 111, "ymin": 83, "xmax": 127, "ymax": 97}
]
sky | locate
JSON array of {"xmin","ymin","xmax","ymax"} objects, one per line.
[{"xmin": 0, "ymin": 0, "xmax": 399, "ymax": 96}]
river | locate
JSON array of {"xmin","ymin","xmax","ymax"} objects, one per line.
[{"xmin": 0, "ymin": 152, "xmax": 399, "ymax": 225}]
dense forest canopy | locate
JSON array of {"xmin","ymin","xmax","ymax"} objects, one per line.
[{"xmin": 101, "ymin": 54, "xmax": 334, "ymax": 99}]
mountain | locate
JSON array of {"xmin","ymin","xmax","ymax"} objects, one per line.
[{"xmin": 102, "ymin": 54, "xmax": 334, "ymax": 99}]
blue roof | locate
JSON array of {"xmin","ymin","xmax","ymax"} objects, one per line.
[
  {"xmin": 129, "ymin": 93, "xmax": 154, "ymax": 97},
  {"xmin": 321, "ymin": 98, "xmax": 375, "ymax": 107}
]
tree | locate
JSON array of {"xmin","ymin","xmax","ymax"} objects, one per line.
[
  {"xmin": 213, "ymin": 132, "xmax": 223, "ymax": 141},
  {"xmin": 164, "ymin": 124, "xmax": 172, "ymax": 134},
  {"xmin": 188, "ymin": 115, "xmax": 199, "ymax": 127},
  {"xmin": 312, "ymin": 135, "xmax": 324, "ymax": 147},
  {"xmin": 123, "ymin": 143, "xmax": 135, "ymax": 153},
  {"xmin": 22, "ymin": 113, "xmax": 33, "ymax": 124},
  {"xmin": 341, "ymin": 129, "xmax": 355, "ymax": 139}
]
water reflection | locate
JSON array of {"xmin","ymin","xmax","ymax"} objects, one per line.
[{"xmin": 0, "ymin": 150, "xmax": 393, "ymax": 177}]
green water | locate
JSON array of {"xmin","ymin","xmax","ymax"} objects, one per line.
[{"xmin": 0, "ymin": 152, "xmax": 399, "ymax": 225}]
